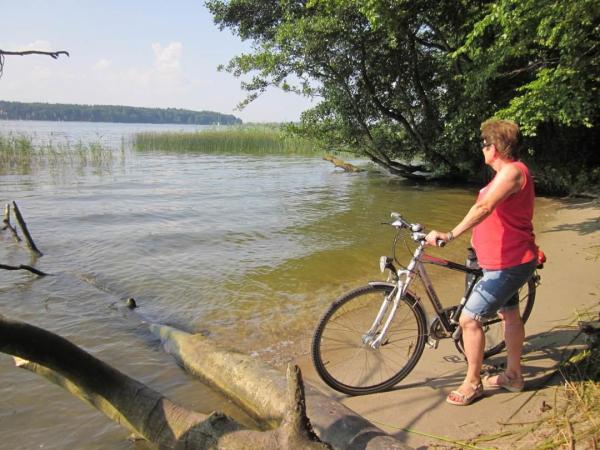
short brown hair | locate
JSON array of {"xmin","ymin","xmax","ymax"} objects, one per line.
[{"xmin": 480, "ymin": 119, "xmax": 521, "ymax": 160}]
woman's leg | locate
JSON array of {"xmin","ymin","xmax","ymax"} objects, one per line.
[
  {"xmin": 460, "ymin": 314, "xmax": 485, "ymax": 386},
  {"xmin": 498, "ymin": 308, "xmax": 524, "ymax": 380},
  {"xmin": 449, "ymin": 271, "xmax": 493, "ymax": 403},
  {"xmin": 446, "ymin": 315, "xmax": 485, "ymax": 404}
]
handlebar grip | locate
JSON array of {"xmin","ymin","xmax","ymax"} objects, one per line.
[{"xmin": 437, "ymin": 239, "xmax": 446, "ymax": 247}]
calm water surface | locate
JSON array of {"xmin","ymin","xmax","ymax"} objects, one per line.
[{"xmin": 1, "ymin": 120, "xmax": 484, "ymax": 448}]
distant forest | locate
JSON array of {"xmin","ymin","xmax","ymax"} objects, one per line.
[{"xmin": 0, "ymin": 100, "xmax": 242, "ymax": 125}]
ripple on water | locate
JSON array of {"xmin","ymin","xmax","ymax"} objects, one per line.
[{"xmin": 1, "ymin": 121, "xmax": 483, "ymax": 448}]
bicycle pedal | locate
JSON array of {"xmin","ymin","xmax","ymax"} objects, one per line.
[{"xmin": 427, "ymin": 338, "xmax": 439, "ymax": 349}]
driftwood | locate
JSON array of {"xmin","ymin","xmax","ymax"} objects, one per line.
[
  {"xmin": 2, "ymin": 203, "xmax": 21, "ymax": 242},
  {"xmin": 0, "ymin": 263, "xmax": 48, "ymax": 277},
  {"xmin": 0, "ymin": 315, "xmax": 331, "ymax": 449},
  {"xmin": 11, "ymin": 201, "xmax": 43, "ymax": 256},
  {"xmin": 151, "ymin": 324, "xmax": 410, "ymax": 449},
  {"xmin": 323, "ymin": 155, "xmax": 364, "ymax": 173}
]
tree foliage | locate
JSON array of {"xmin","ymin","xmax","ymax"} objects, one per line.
[
  {"xmin": 455, "ymin": 0, "xmax": 599, "ymax": 136},
  {"xmin": 207, "ymin": 0, "xmax": 599, "ymax": 193}
]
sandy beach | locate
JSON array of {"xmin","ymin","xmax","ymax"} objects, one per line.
[{"xmin": 295, "ymin": 196, "xmax": 600, "ymax": 449}]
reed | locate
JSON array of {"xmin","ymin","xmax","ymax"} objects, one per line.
[
  {"xmin": 0, "ymin": 133, "xmax": 114, "ymax": 174},
  {"xmin": 133, "ymin": 125, "xmax": 319, "ymax": 155}
]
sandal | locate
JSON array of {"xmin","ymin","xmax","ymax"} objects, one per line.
[
  {"xmin": 483, "ymin": 372, "xmax": 524, "ymax": 392},
  {"xmin": 446, "ymin": 383, "xmax": 484, "ymax": 406}
]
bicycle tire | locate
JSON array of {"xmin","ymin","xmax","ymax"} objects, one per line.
[
  {"xmin": 456, "ymin": 275, "xmax": 537, "ymax": 359},
  {"xmin": 311, "ymin": 284, "xmax": 427, "ymax": 396}
]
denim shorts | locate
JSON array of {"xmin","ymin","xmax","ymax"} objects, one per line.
[{"xmin": 462, "ymin": 258, "xmax": 537, "ymax": 321}]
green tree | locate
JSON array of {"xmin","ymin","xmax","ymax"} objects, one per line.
[
  {"xmin": 208, "ymin": 0, "xmax": 599, "ymax": 192},
  {"xmin": 208, "ymin": 0, "xmax": 484, "ymax": 179},
  {"xmin": 456, "ymin": 0, "xmax": 598, "ymax": 135},
  {"xmin": 455, "ymin": 0, "xmax": 599, "ymax": 193}
]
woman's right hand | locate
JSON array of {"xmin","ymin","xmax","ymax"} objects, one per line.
[{"xmin": 425, "ymin": 230, "xmax": 451, "ymax": 247}]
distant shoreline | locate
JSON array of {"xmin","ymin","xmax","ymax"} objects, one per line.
[{"xmin": 0, "ymin": 100, "xmax": 242, "ymax": 126}]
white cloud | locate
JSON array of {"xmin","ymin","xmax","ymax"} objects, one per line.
[
  {"xmin": 152, "ymin": 42, "xmax": 183, "ymax": 73},
  {"xmin": 93, "ymin": 59, "xmax": 111, "ymax": 71}
]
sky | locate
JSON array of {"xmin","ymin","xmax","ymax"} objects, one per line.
[{"xmin": 0, "ymin": 0, "xmax": 315, "ymax": 122}]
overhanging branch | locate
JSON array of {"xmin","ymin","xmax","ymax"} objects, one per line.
[{"xmin": 0, "ymin": 49, "xmax": 69, "ymax": 78}]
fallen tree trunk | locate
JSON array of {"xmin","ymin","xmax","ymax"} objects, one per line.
[
  {"xmin": 151, "ymin": 324, "xmax": 410, "ymax": 450},
  {"xmin": 0, "ymin": 315, "xmax": 331, "ymax": 449}
]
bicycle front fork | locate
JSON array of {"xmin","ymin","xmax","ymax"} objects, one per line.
[{"xmin": 363, "ymin": 278, "xmax": 410, "ymax": 349}]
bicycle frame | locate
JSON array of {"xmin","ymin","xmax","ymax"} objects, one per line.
[{"xmin": 363, "ymin": 238, "xmax": 482, "ymax": 349}]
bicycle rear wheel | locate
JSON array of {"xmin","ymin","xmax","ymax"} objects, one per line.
[
  {"xmin": 311, "ymin": 284, "xmax": 427, "ymax": 396},
  {"xmin": 456, "ymin": 275, "xmax": 537, "ymax": 359}
]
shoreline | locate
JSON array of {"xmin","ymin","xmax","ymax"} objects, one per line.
[
  {"xmin": 267, "ymin": 196, "xmax": 599, "ymax": 369},
  {"xmin": 292, "ymin": 196, "xmax": 600, "ymax": 448}
]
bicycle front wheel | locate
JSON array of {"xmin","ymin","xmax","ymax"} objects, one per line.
[
  {"xmin": 311, "ymin": 284, "xmax": 427, "ymax": 396},
  {"xmin": 456, "ymin": 275, "xmax": 537, "ymax": 359}
]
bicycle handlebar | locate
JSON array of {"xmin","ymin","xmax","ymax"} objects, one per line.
[{"xmin": 389, "ymin": 212, "xmax": 446, "ymax": 247}]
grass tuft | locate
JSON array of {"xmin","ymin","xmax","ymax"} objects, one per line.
[{"xmin": 0, "ymin": 133, "xmax": 114, "ymax": 174}]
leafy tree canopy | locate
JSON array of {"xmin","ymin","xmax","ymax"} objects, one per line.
[
  {"xmin": 455, "ymin": 0, "xmax": 599, "ymax": 136},
  {"xmin": 208, "ymin": 0, "xmax": 599, "ymax": 193}
]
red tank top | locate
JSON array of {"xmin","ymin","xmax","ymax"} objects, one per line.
[{"xmin": 472, "ymin": 161, "xmax": 537, "ymax": 270}]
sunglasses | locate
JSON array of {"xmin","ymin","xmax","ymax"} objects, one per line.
[{"xmin": 481, "ymin": 139, "xmax": 492, "ymax": 150}]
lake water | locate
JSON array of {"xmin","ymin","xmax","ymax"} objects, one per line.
[{"xmin": 1, "ymin": 120, "xmax": 492, "ymax": 448}]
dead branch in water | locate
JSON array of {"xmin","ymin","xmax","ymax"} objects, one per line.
[
  {"xmin": 12, "ymin": 201, "xmax": 43, "ymax": 256},
  {"xmin": 0, "ymin": 263, "xmax": 48, "ymax": 277},
  {"xmin": 2, "ymin": 203, "xmax": 21, "ymax": 242},
  {"xmin": 323, "ymin": 155, "xmax": 364, "ymax": 172}
]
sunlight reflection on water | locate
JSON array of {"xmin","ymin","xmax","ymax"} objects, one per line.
[{"xmin": 1, "ymin": 120, "xmax": 481, "ymax": 448}]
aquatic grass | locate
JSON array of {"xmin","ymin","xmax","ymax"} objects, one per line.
[
  {"xmin": 133, "ymin": 125, "xmax": 320, "ymax": 155},
  {"xmin": 0, "ymin": 133, "xmax": 114, "ymax": 174}
]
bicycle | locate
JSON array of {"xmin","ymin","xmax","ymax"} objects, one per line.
[{"xmin": 311, "ymin": 212, "xmax": 542, "ymax": 396}]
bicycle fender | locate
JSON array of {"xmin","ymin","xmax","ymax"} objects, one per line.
[
  {"xmin": 367, "ymin": 281, "xmax": 396, "ymax": 289},
  {"xmin": 367, "ymin": 282, "xmax": 420, "ymax": 308}
]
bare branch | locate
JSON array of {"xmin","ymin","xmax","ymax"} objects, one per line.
[
  {"xmin": 0, "ymin": 49, "xmax": 69, "ymax": 78},
  {"xmin": 0, "ymin": 49, "xmax": 69, "ymax": 58},
  {"xmin": 2, "ymin": 203, "xmax": 21, "ymax": 242},
  {"xmin": 0, "ymin": 264, "xmax": 48, "ymax": 277}
]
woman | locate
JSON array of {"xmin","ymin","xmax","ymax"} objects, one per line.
[{"xmin": 425, "ymin": 119, "xmax": 538, "ymax": 406}]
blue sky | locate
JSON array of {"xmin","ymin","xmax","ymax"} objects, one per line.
[{"xmin": 0, "ymin": 0, "xmax": 314, "ymax": 122}]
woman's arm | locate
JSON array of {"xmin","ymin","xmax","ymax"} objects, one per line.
[{"xmin": 425, "ymin": 164, "xmax": 524, "ymax": 245}]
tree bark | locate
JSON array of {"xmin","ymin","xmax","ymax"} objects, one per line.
[
  {"xmin": 0, "ymin": 315, "xmax": 331, "ymax": 449},
  {"xmin": 151, "ymin": 324, "xmax": 410, "ymax": 449}
]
